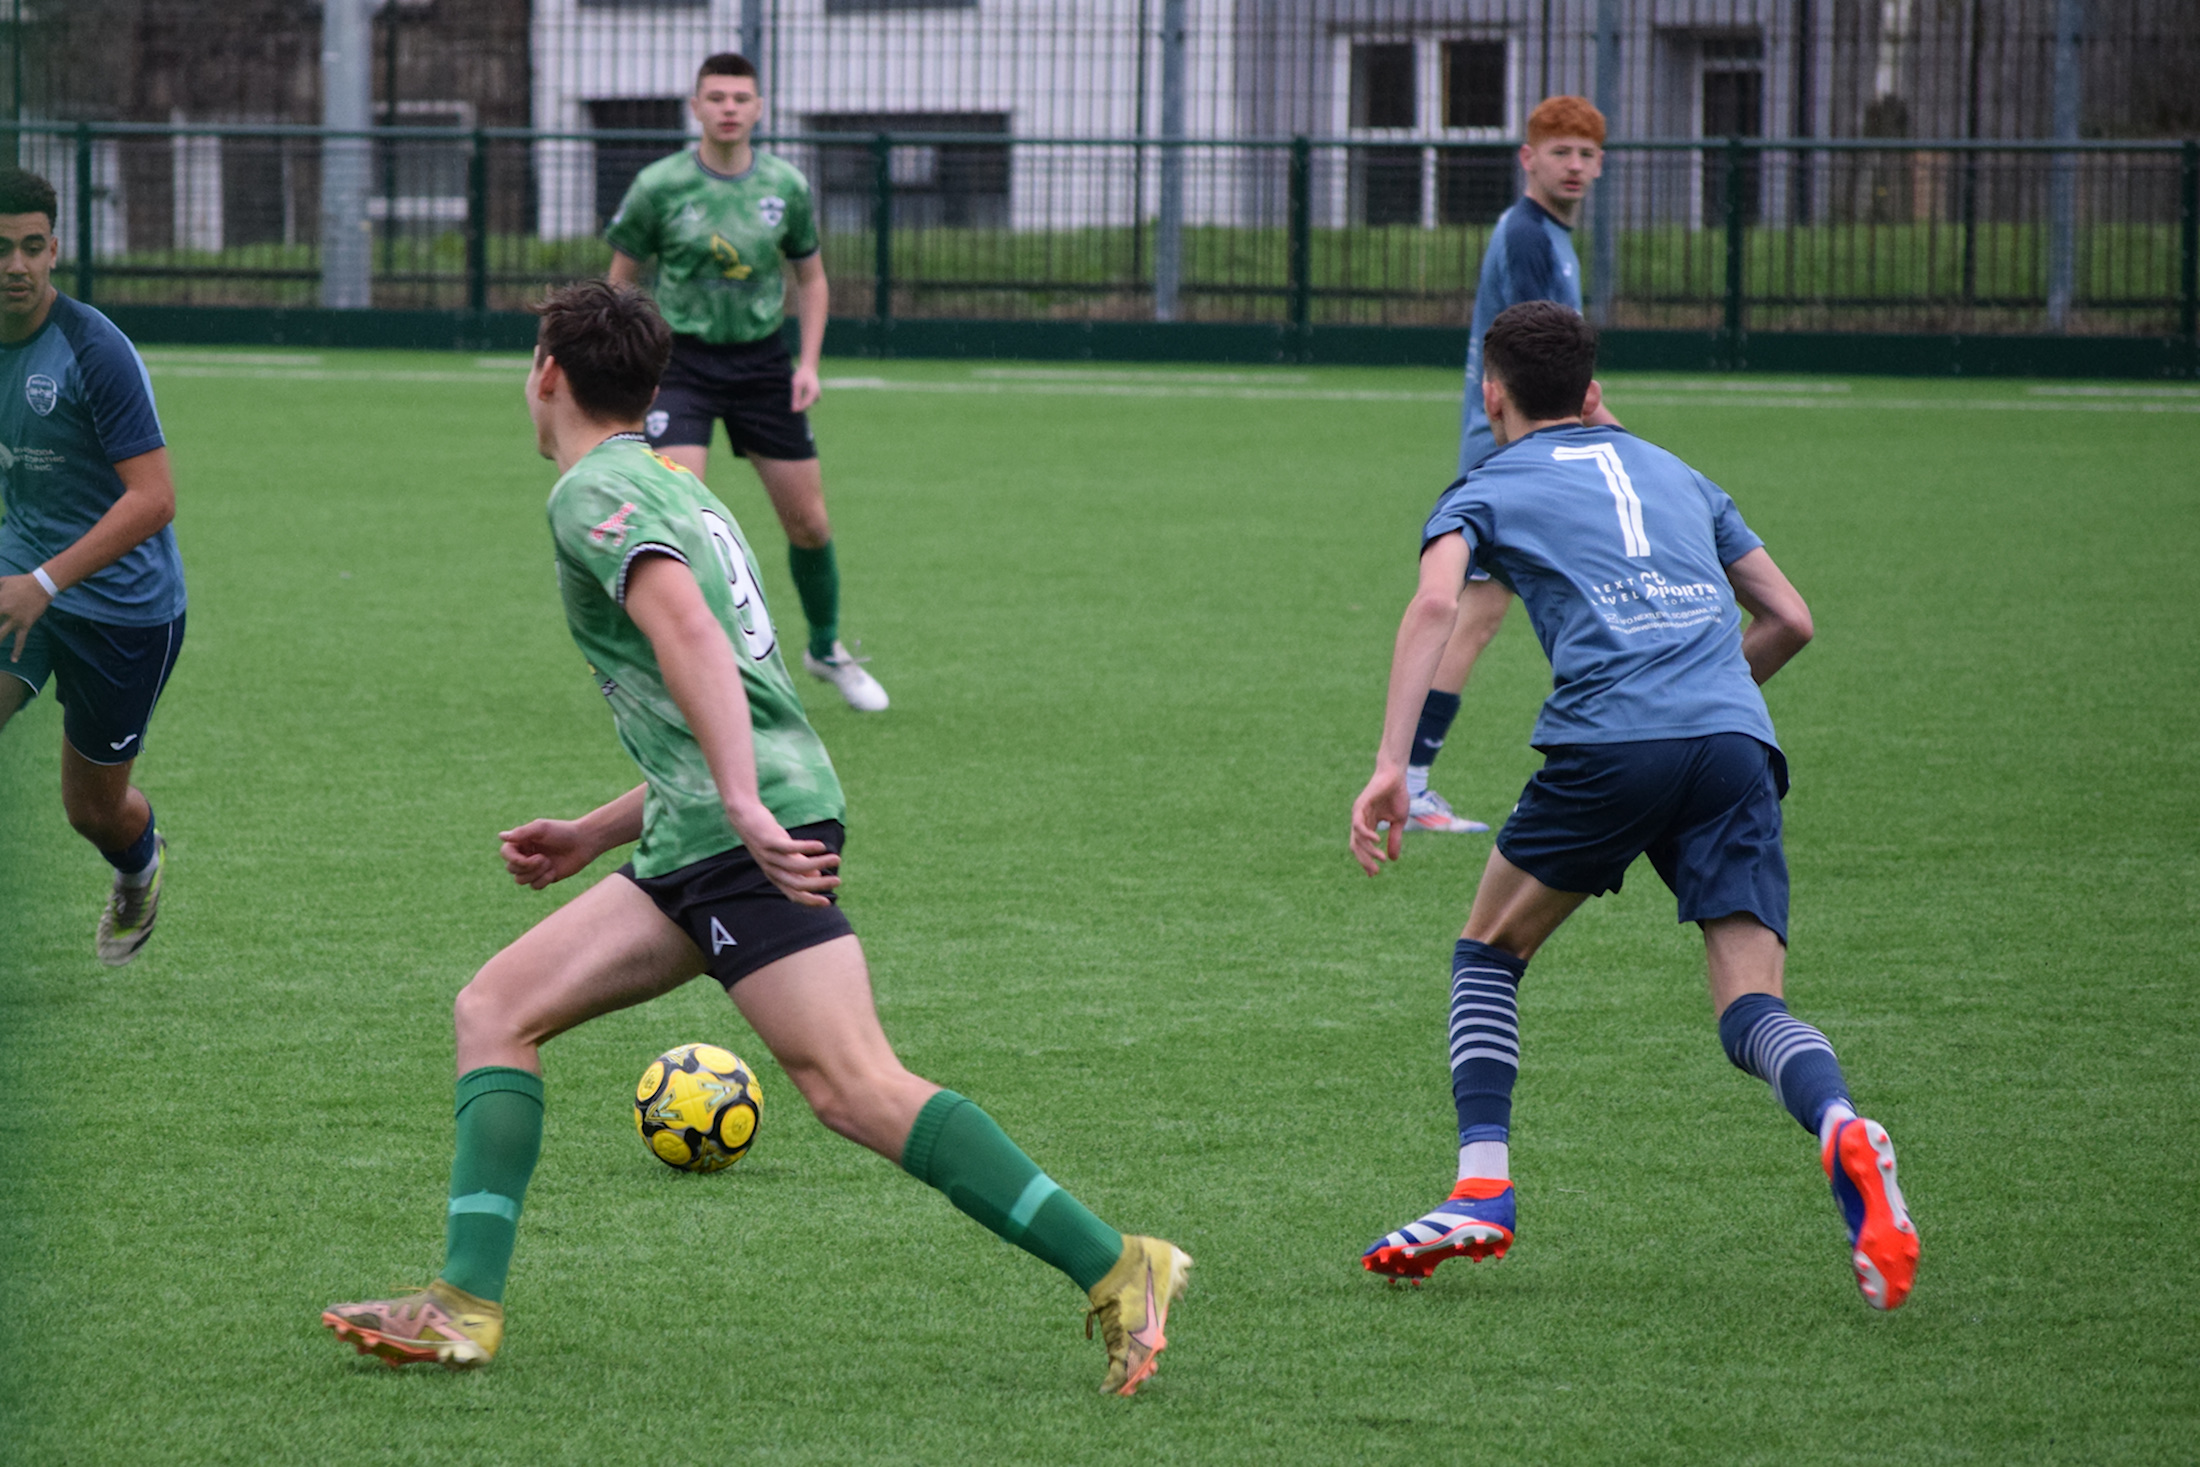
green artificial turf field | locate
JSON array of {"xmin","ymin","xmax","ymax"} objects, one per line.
[{"xmin": 1, "ymin": 353, "xmax": 2195, "ymax": 1465}]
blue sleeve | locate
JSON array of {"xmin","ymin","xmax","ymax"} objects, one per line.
[
  {"xmin": 67, "ymin": 313, "xmax": 166, "ymax": 464},
  {"xmin": 1497, "ymin": 211, "xmax": 1562, "ymax": 308},
  {"xmin": 1698, "ymin": 474, "xmax": 1764, "ymax": 566},
  {"xmin": 1422, "ymin": 477, "xmax": 1494, "ymax": 574}
]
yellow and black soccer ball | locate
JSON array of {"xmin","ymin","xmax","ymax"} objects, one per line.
[{"xmin": 633, "ymin": 1043, "xmax": 763, "ymax": 1172}]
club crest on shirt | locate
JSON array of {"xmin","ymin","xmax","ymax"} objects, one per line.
[
  {"xmin": 24, "ymin": 374, "xmax": 58, "ymax": 416},
  {"xmin": 590, "ymin": 501, "xmax": 639, "ymax": 547},
  {"xmin": 757, "ymin": 195, "xmax": 786, "ymax": 228},
  {"xmin": 645, "ymin": 409, "xmax": 669, "ymax": 439}
]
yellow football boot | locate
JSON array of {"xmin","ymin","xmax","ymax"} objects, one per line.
[
  {"xmin": 1084, "ymin": 1235, "xmax": 1192, "ymax": 1396},
  {"xmin": 323, "ymin": 1279, "xmax": 504, "ymax": 1370}
]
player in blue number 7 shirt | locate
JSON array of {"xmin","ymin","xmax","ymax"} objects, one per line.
[{"xmin": 1349, "ymin": 301, "xmax": 1918, "ymax": 1311}]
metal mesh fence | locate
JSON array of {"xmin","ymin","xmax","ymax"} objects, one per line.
[{"xmin": 24, "ymin": 122, "xmax": 2197, "ymax": 342}]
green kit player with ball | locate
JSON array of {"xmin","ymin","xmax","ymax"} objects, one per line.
[
  {"xmin": 607, "ymin": 51, "xmax": 886, "ymax": 712},
  {"xmin": 322, "ymin": 282, "xmax": 1190, "ymax": 1396}
]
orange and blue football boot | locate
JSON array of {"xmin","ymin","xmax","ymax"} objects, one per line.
[
  {"xmin": 1823, "ymin": 1117, "xmax": 1919, "ymax": 1311},
  {"xmin": 1362, "ymin": 1178, "xmax": 1515, "ymax": 1282}
]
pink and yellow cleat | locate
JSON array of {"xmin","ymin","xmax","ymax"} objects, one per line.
[
  {"xmin": 323, "ymin": 1279, "xmax": 504, "ymax": 1369},
  {"xmin": 1085, "ymin": 1235, "xmax": 1192, "ymax": 1396}
]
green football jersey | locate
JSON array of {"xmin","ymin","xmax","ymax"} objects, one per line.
[
  {"xmin": 605, "ymin": 149, "xmax": 819, "ymax": 344},
  {"xmin": 546, "ymin": 435, "xmax": 844, "ymax": 878}
]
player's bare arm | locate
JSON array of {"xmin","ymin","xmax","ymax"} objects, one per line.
[
  {"xmin": 1352, "ymin": 532, "xmax": 1472, "ymax": 873},
  {"xmin": 622, "ymin": 550, "xmax": 840, "ymax": 905},
  {"xmin": 1725, "ymin": 547, "xmax": 1814, "ymax": 684},
  {"xmin": 787, "ymin": 253, "xmax": 828, "ymax": 413},
  {"xmin": 499, "ymin": 784, "xmax": 647, "ymax": 890},
  {"xmin": 0, "ymin": 446, "xmax": 174, "ymax": 660},
  {"xmin": 607, "ymin": 250, "xmax": 646, "ymax": 287}
]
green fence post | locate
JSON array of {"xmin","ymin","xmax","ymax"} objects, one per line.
[
  {"xmin": 1287, "ymin": 135, "xmax": 1311, "ymax": 361},
  {"xmin": 2181, "ymin": 139, "xmax": 2197, "ymax": 370},
  {"xmin": 466, "ymin": 128, "xmax": 488, "ymax": 314},
  {"xmin": 871, "ymin": 133, "xmax": 893, "ymax": 348},
  {"xmin": 74, "ymin": 122, "xmax": 95, "ymax": 305},
  {"xmin": 1722, "ymin": 133, "xmax": 1745, "ymax": 369}
]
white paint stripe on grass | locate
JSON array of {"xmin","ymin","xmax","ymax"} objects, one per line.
[
  {"xmin": 971, "ymin": 366, "xmax": 1316, "ymax": 385},
  {"xmin": 2029, "ymin": 384, "xmax": 2200, "ymax": 397},
  {"xmin": 139, "ymin": 350, "xmax": 324, "ymax": 366},
  {"xmin": 136, "ymin": 361, "xmax": 2200, "ymax": 413},
  {"xmin": 146, "ymin": 364, "xmax": 524, "ymax": 385}
]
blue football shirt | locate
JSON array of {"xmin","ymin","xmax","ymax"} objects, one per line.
[
  {"xmin": 1459, "ymin": 198, "xmax": 1582, "ymax": 475},
  {"xmin": 1423, "ymin": 424, "xmax": 1775, "ymax": 751},
  {"xmin": 0, "ymin": 293, "xmax": 182, "ymax": 626}
]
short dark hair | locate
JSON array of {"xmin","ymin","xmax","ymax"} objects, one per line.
[
  {"xmin": 0, "ymin": 167, "xmax": 58, "ymax": 224},
  {"xmin": 1481, "ymin": 301, "xmax": 1598, "ymax": 421},
  {"xmin": 533, "ymin": 281, "xmax": 671, "ymax": 423},
  {"xmin": 696, "ymin": 53, "xmax": 758, "ymax": 90}
]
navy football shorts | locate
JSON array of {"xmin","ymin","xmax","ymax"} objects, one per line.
[
  {"xmin": 1496, "ymin": 733, "xmax": 1792, "ymax": 942},
  {"xmin": 2, "ymin": 607, "xmax": 185, "ymax": 765},
  {"xmin": 646, "ymin": 335, "xmax": 817, "ymax": 462},
  {"xmin": 619, "ymin": 821, "xmax": 854, "ymax": 988}
]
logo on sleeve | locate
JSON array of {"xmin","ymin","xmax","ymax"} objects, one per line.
[
  {"xmin": 645, "ymin": 409, "xmax": 669, "ymax": 439},
  {"xmin": 589, "ymin": 501, "xmax": 639, "ymax": 547},
  {"xmin": 757, "ymin": 195, "xmax": 786, "ymax": 228},
  {"xmin": 24, "ymin": 374, "xmax": 58, "ymax": 416}
]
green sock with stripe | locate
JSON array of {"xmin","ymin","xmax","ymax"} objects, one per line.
[
  {"xmin": 787, "ymin": 540, "xmax": 841, "ymax": 662},
  {"xmin": 900, "ymin": 1089, "xmax": 1124, "ymax": 1293},
  {"xmin": 438, "ymin": 1066, "xmax": 544, "ymax": 1304}
]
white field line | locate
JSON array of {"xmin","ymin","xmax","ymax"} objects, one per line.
[
  {"xmin": 1599, "ymin": 378, "xmax": 1851, "ymax": 393},
  {"xmin": 135, "ymin": 361, "xmax": 2200, "ymax": 412},
  {"xmin": 145, "ymin": 364, "xmax": 523, "ymax": 385},
  {"xmin": 971, "ymin": 366, "xmax": 1315, "ymax": 384},
  {"xmin": 2029, "ymin": 384, "xmax": 2200, "ymax": 397},
  {"xmin": 139, "ymin": 350, "xmax": 324, "ymax": 366}
]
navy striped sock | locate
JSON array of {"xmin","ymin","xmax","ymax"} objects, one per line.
[
  {"xmin": 1449, "ymin": 939, "xmax": 1526, "ymax": 1145},
  {"xmin": 1408, "ymin": 690, "xmax": 1461, "ymax": 777},
  {"xmin": 1717, "ymin": 993, "xmax": 1852, "ymax": 1135}
]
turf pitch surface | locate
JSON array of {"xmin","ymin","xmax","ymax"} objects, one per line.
[{"xmin": 2, "ymin": 353, "xmax": 2196, "ymax": 1464}]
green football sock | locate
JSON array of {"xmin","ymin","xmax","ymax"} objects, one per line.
[
  {"xmin": 438, "ymin": 1066, "xmax": 544, "ymax": 1304},
  {"xmin": 786, "ymin": 541, "xmax": 841, "ymax": 662},
  {"xmin": 901, "ymin": 1089, "xmax": 1124, "ymax": 1293}
]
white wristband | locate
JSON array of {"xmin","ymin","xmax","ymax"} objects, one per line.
[{"xmin": 31, "ymin": 565, "xmax": 58, "ymax": 597}]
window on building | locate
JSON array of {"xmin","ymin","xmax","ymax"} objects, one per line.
[
  {"xmin": 826, "ymin": 0, "xmax": 976, "ymax": 11},
  {"xmin": 1443, "ymin": 41, "xmax": 1507, "ymax": 129},
  {"xmin": 1349, "ymin": 43, "xmax": 1417, "ymax": 130},
  {"xmin": 1347, "ymin": 36, "xmax": 1511, "ymax": 227},
  {"xmin": 1699, "ymin": 34, "xmax": 1765, "ymax": 223},
  {"xmin": 589, "ymin": 98, "xmax": 686, "ymax": 229},
  {"xmin": 807, "ymin": 113, "xmax": 1010, "ymax": 232}
]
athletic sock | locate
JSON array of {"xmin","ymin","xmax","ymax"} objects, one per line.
[
  {"xmin": 901, "ymin": 1089, "xmax": 1124, "ymax": 1293},
  {"xmin": 787, "ymin": 541, "xmax": 841, "ymax": 662},
  {"xmin": 439, "ymin": 1067, "xmax": 545, "ymax": 1305},
  {"xmin": 1450, "ymin": 939, "xmax": 1526, "ymax": 1180},
  {"xmin": 1407, "ymin": 690, "xmax": 1462, "ymax": 795},
  {"xmin": 100, "ymin": 803, "xmax": 160, "ymax": 886},
  {"xmin": 1717, "ymin": 993, "xmax": 1853, "ymax": 1136}
]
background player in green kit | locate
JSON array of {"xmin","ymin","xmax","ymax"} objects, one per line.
[
  {"xmin": 322, "ymin": 282, "xmax": 1190, "ymax": 1396},
  {"xmin": 607, "ymin": 52, "xmax": 887, "ymax": 713}
]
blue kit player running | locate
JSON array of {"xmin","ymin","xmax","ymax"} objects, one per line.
[
  {"xmin": 1349, "ymin": 302, "xmax": 1918, "ymax": 1312},
  {"xmin": 1402, "ymin": 96, "xmax": 1623, "ymax": 837},
  {"xmin": 0, "ymin": 168, "xmax": 183, "ymax": 966}
]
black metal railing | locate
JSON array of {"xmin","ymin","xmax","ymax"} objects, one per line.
[{"xmin": 11, "ymin": 122, "xmax": 2197, "ymax": 352}]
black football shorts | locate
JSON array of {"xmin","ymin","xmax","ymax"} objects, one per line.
[
  {"xmin": 646, "ymin": 334, "xmax": 817, "ymax": 462},
  {"xmin": 619, "ymin": 821, "xmax": 853, "ymax": 987}
]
